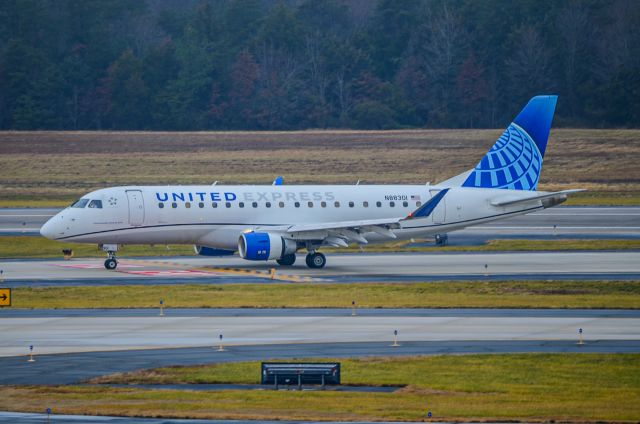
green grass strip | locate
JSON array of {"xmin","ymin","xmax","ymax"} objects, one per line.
[
  {"xmin": 2, "ymin": 354, "xmax": 637, "ymax": 422},
  {"xmin": 11, "ymin": 281, "xmax": 640, "ymax": 309}
]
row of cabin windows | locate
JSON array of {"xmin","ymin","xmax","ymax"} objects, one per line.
[{"xmin": 158, "ymin": 200, "xmax": 423, "ymax": 209}]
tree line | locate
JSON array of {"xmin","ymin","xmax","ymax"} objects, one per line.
[{"xmin": 0, "ymin": 0, "xmax": 639, "ymax": 130}]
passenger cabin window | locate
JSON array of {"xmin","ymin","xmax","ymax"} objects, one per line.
[
  {"xmin": 321, "ymin": 201, "xmax": 326, "ymax": 208},
  {"xmin": 212, "ymin": 202, "xmax": 218, "ymax": 208},
  {"xmin": 225, "ymin": 202, "xmax": 231, "ymax": 208},
  {"xmin": 198, "ymin": 202, "xmax": 204, "ymax": 208},
  {"xmin": 294, "ymin": 202, "xmax": 300, "ymax": 208},
  {"xmin": 71, "ymin": 199, "xmax": 89, "ymax": 208},
  {"xmin": 334, "ymin": 201, "xmax": 340, "ymax": 208},
  {"xmin": 88, "ymin": 200, "xmax": 102, "ymax": 209},
  {"xmin": 376, "ymin": 201, "xmax": 382, "ymax": 207},
  {"xmin": 363, "ymin": 201, "xmax": 369, "ymax": 207},
  {"xmin": 171, "ymin": 202, "xmax": 177, "ymax": 208},
  {"xmin": 389, "ymin": 201, "xmax": 395, "ymax": 207},
  {"xmin": 279, "ymin": 201, "xmax": 285, "ymax": 208},
  {"xmin": 252, "ymin": 202, "xmax": 258, "ymax": 208},
  {"xmin": 416, "ymin": 201, "xmax": 422, "ymax": 207},
  {"xmin": 308, "ymin": 201, "xmax": 313, "ymax": 208},
  {"xmin": 185, "ymin": 202, "xmax": 191, "ymax": 208},
  {"xmin": 403, "ymin": 201, "xmax": 408, "ymax": 207},
  {"xmin": 239, "ymin": 202, "xmax": 244, "ymax": 208},
  {"xmin": 348, "ymin": 201, "xmax": 354, "ymax": 208},
  {"xmin": 158, "ymin": 203, "xmax": 165, "ymax": 208},
  {"xmin": 266, "ymin": 202, "xmax": 271, "ymax": 208}
]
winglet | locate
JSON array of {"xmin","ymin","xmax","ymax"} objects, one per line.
[{"xmin": 407, "ymin": 189, "xmax": 449, "ymax": 219}]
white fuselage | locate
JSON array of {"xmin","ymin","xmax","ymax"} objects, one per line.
[{"xmin": 40, "ymin": 184, "xmax": 545, "ymax": 249}]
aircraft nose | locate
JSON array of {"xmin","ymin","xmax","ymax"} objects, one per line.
[{"xmin": 40, "ymin": 215, "xmax": 61, "ymax": 239}]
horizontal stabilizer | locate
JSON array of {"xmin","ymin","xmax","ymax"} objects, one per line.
[{"xmin": 490, "ymin": 189, "xmax": 585, "ymax": 207}]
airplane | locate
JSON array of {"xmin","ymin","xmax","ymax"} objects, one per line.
[{"xmin": 40, "ymin": 95, "xmax": 583, "ymax": 270}]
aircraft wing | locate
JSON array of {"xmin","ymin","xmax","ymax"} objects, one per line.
[
  {"xmin": 490, "ymin": 189, "xmax": 586, "ymax": 207},
  {"xmin": 253, "ymin": 189, "xmax": 449, "ymax": 246}
]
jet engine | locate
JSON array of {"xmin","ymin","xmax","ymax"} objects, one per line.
[
  {"xmin": 238, "ymin": 232, "xmax": 297, "ymax": 261},
  {"xmin": 194, "ymin": 245, "xmax": 235, "ymax": 256}
]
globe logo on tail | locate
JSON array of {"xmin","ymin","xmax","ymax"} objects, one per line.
[{"xmin": 462, "ymin": 123, "xmax": 542, "ymax": 191}]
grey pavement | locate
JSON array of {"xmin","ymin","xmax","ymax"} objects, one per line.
[
  {"xmin": 1, "ymin": 206, "xmax": 639, "ymax": 239},
  {"xmin": 2, "ymin": 313, "xmax": 638, "ymax": 356},
  {"xmin": 1, "ymin": 251, "xmax": 639, "ymax": 286},
  {"xmin": 1, "ymin": 340, "xmax": 638, "ymax": 385}
]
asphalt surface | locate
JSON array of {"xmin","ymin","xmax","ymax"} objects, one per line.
[
  {"xmin": 1, "ymin": 206, "xmax": 639, "ymax": 240},
  {"xmin": 2, "ymin": 311, "xmax": 638, "ymax": 357},
  {"xmin": 1, "ymin": 251, "xmax": 639, "ymax": 286},
  {"xmin": 1, "ymin": 340, "xmax": 638, "ymax": 385}
]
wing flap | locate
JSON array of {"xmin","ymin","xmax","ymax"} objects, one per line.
[{"xmin": 286, "ymin": 218, "xmax": 402, "ymax": 233}]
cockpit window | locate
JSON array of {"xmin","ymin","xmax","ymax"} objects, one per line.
[
  {"xmin": 88, "ymin": 200, "xmax": 103, "ymax": 209},
  {"xmin": 71, "ymin": 199, "xmax": 90, "ymax": 208}
]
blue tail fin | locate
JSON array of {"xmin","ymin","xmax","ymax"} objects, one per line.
[{"xmin": 462, "ymin": 95, "xmax": 558, "ymax": 191}]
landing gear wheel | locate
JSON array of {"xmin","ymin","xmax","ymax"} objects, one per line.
[
  {"xmin": 276, "ymin": 254, "xmax": 296, "ymax": 266},
  {"xmin": 305, "ymin": 252, "xmax": 326, "ymax": 269},
  {"xmin": 104, "ymin": 258, "xmax": 118, "ymax": 270}
]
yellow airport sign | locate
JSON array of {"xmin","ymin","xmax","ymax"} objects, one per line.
[{"xmin": 0, "ymin": 288, "xmax": 10, "ymax": 307}]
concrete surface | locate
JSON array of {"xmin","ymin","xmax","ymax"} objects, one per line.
[
  {"xmin": 1, "ymin": 313, "xmax": 638, "ymax": 357},
  {"xmin": 1, "ymin": 251, "xmax": 640, "ymax": 286},
  {"xmin": 2, "ymin": 206, "xmax": 639, "ymax": 237}
]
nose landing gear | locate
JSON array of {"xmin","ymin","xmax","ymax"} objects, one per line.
[
  {"xmin": 104, "ymin": 257, "xmax": 118, "ymax": 270},
  {"xmin": 100, "ymin": 244, "xmax": 119, "ymax": 270}
]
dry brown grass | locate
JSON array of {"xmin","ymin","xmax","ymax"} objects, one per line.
[{"xmin": 0, "ymin": 129, "xmax": 638, "ymax": 200}]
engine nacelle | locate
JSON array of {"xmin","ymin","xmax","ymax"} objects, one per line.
[
  {"xmin": 238, "ymin": 232, "xmax": 297, "ymax": 261},
  {"xmin": 194, "ymin": 245, "xmax": 235, "ymax": 256}
]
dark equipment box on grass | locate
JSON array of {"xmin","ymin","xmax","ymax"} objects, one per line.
[{"xmin": 261, "ymin": 362, "xmax": 340, "ymax": 388}]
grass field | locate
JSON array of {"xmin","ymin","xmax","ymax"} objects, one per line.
[
  {"xmin": 11, "ymin": 280, "xmax": 640, "ymax": 309},
  {"xmin": 1, "ymin": 129, "xmax": 639, "ymax": 204},
  {"xmin": 1, "ymin": 354, "xmax": 637, "ymax": 422},
  {"xmin": 1, "ymin": 235, "xmax": 639, "ymax": 259}
]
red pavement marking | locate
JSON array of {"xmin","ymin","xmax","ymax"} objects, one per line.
[{"xmin": 51, "ymin": 263, "xmax": 143, "ymax": 269}]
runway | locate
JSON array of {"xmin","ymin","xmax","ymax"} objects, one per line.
[
  {"xmin": 1, "ymin": 207, "xmax": 639, "ymax": 240},
  {"xmin": 1, "ymin": 308, "xmax": 638, "ymax": 357},
  {"xmin": 2, "ymin": 251, "xmax": 639, "ymax": 286}
]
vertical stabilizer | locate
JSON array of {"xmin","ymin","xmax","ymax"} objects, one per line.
[{"xmin": 462, "ymin": 95, "xmax": 558, "ymax": 191}]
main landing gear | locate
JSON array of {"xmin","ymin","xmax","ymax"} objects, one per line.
[
  {"xmin": 100, "ymin": 244, "xmax": 119, "ymax": 270},
  {"xmin": 275, "ymin": 252, "xmax": 325, "ymax": 268},
  {"xmin": 305, "ymin": 251, "xmax": 326, "ymax": 269},
  {"xmin": 276, "ymin": 253, "xmax": 296, "ymax": 266}
]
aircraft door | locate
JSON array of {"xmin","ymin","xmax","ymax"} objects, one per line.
[
  {"xmin": 126, "ymin": 190, "xmax": 145, "ymax": 226},
  {"xmin": 429, "ymin": 189, "xmax": 446, "ymax": 224}
]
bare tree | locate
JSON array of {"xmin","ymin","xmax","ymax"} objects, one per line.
[
  {"xmin": 505, "ymin": 25, "xmax": 553, "ymax": 106},
  {"xmin": 557, "ymin": 0, "xmax": 590, "ymax": 119}
]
